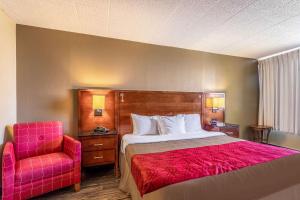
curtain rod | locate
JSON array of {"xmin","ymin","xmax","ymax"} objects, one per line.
[{"xmin": 258, "ymin": 46, "xmax": 300, "ymax": 61}]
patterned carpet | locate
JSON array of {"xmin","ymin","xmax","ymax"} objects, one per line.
[{"xmin": 34, "ymin": 165, "xmax": 131, "ymax": 200}]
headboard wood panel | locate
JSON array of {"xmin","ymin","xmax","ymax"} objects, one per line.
[{"xmin": 115, "ymin": 90, "xmax": 203, "ymax": 138}]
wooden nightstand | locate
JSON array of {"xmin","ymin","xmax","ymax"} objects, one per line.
[
  {"xmin": 78, "ymin": 130, "xmax": 119, "ymax": 176},
  {"xmin": 204, "ymin": 123, "xmax": 240, "ymax": 138}
]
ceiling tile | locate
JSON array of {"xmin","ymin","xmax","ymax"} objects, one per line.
[{"xmin": 1, "ymin": 0, "xmax": 300, "ymax": 58}]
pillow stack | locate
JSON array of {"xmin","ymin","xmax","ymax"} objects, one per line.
[{"xmin": 131, "ymin": 113, "xmax": 202, "ymax": 135}]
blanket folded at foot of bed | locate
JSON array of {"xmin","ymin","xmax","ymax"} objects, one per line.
[{"xmin": 131, "ymin": 141, "xmax": 299, "ymax": 196}]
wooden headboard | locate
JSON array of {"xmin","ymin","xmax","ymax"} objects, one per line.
[{"xmin": 114, "ymin": 90, "xmax": 203, "ymax": 137}]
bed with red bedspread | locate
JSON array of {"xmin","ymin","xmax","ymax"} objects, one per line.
[{"xmin": 119, "ymin": 135, "xmax": 300, "ymax": 200}]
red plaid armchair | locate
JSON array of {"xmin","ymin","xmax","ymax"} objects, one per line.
[{"xmin": 2, "ymin": 121, "xmax": 81, "ymax": 200}]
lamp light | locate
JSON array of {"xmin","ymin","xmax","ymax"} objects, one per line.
[
  {"xmin": 93, "ymin": 95, "xmax": 105, "ymax": 116},
  {"xmin": 206, "ymin": 97, "xmax": 225, "ymax": 113}
]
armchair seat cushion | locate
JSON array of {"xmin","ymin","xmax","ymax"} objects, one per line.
[{"xmin": 15, "ymin": 152, "xmax": 73, "ymax": 186}]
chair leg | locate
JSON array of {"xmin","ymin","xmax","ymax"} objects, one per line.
[{"xmin": 74, "ymin": 183, "xmax": 80, "ymax": 192}]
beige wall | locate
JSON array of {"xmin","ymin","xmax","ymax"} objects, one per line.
[
  {"xmin": 17, "ymin": 25, "xmax": 258, "ymax": 139},
  {"xmin": 0, "ymin": 10, "xmax": 16, "ymax": 145}
]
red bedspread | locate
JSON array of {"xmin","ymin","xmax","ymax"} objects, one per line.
[{"xmin": 131, "ymin": 141, "xmax": 299, "ymax": 196}]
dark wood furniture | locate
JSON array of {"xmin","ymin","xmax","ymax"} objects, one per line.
[
  {"xmin": 249, "ymin": 125, "xmax": 272, "ymax": 143},
  {"xmin": 202, "ymin": 92, "xmax": 225, "ymax": 126},
  {"xmin": 78, "ymin": 89, "xmax": 115, "ymax": 133},
  {"xmin": 114, "ymin": 90, "xmax": 203, "ymax": 138},
  {"xmin": 204, "ymin": 123, "xmax": 239, "ymax": 138},
  {"xmin": 78, "ymin": 130, "xmax": 119, "ymax": 176}
]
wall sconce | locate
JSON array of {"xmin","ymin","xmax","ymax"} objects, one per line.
[
  {"xmin": 205, "ymin": 97, "xmax": 225, "ymax": 113},
  {"xmin": 92, "ymin": 95, "xmax": 105, "ymax": 116}
]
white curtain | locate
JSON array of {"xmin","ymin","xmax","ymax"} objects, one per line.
[{"xmin": 258, "ymin": 49, "xmax": 300, "ymax": 134}]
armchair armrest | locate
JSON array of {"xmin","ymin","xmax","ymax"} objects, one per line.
[
  {"xmin": 2, "ymin": 142, "xmax": 16, "ymax": 200},
  {"xmin": 63, "ymin": 135, "xmax": 81, "ymax": 183},
  {"xmin": 63, "ymin": 135, "xmax": 81, "ymax": 161}
]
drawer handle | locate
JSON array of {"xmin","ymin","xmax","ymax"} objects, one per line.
[
  {"xmin": 94, "ymin": 143, "xmax": 103, "ymax": 146},
  {"xmin": 94, "ymin": 156, "xmax": 103, "ymax": 159}
]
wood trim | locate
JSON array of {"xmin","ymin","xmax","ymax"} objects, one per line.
[{"xmin": 115, "ymin": 90, "xmax": 120, "ymax": 134}]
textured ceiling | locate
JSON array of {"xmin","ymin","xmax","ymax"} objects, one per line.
[{"xmin": 1, "ymin": 0, "xmax": 300, "ymax": 59}]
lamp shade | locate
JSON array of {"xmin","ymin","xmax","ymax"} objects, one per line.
[
  {"xmin": 92, "ymin": 95, "xmax": 105, "ymax": 110},
  {"xmin": 206, "ymin": 97, "xmax": 225, "ymax": 109},
  {"xmin": 213, "ymin": 97, "xmax": 225, "ymax": 108},
  {"xmin": 205, "ymin": 98, "xmax": 213, "ymax": 108}
]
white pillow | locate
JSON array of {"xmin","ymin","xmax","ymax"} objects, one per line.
[
  {"xmin": 158, "ymin": 115, "xmax": 186, "ymax": 135},
  {"xmin": 131, "ymin": 114, "xmax": 158, "ymax": 135},
  {"xmin": 182, "ymin": 114, "xmax": 202, "ymax": 133}
]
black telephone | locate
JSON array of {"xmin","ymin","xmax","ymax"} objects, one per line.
[{"xmin": 94, "ymin": 126, "xmax": 109, "ymax": 133}]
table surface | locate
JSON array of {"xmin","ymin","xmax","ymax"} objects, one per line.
[
  {"xmin": 205, "ymin": 123, "xmax": 239, "ymax": 128},
  {"xmin": 250, "ymin": 125, "xmax": 272, "ymax": 129},
  {"xmin": 78, "ymin": 130, "xmax": 117, "ymax": 137}
]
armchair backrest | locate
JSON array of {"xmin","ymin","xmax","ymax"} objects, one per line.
[{"xmin": 13, "ymin": 121, "xmax": 63, "ymax": 160}]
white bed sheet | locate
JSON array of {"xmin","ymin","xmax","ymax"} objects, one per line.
[{"xmin": 121, "ymin": 130, "xmax": 225, "ymax": 153}]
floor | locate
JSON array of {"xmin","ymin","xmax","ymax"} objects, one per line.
[{"xmin": 34, "ymin": 166, "xmax": 131, "ymax": 200}]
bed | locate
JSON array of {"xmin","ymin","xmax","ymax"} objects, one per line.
[{"xmin": 115, "ymin": 90, "xmax": 300, "ymax": 200}]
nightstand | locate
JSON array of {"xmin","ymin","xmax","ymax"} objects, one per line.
[
  {"xmin": 78, "ymin": 130, "xmax": 119, "ymax": 176},
  {"xmin": 204, "ymin": 123, "xmax": 239, "ymax": 138}
]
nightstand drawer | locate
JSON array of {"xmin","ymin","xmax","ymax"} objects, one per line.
[
  {"xmin": 81, "ymin": 137, "xmax": 116, "ymax": 151},
  {"xmin": 82, "ymin": 150, "xmax": 115, "ymax": 166},
  {"xmin": 219, "ymin": 127, "xmax": 239, "ymax": 138}
]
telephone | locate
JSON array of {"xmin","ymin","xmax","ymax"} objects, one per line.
[{"xmin": 94, "ymin": 126, "xmax": 109, "ymax": 133}]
